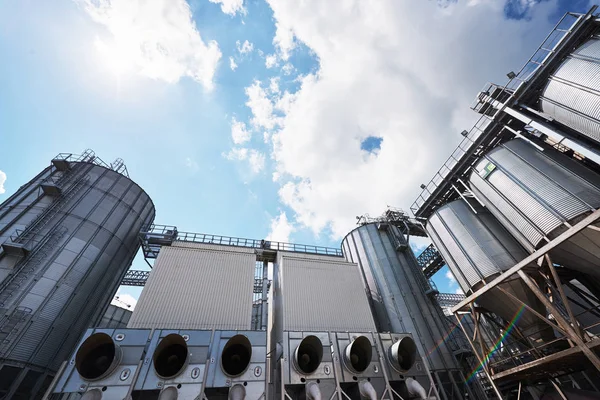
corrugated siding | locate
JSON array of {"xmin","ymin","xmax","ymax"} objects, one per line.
[
  {"xmin": 541, "ymin": 37, "xmax": 600, "ymax": 142},
  {"xmin": 172, "ymin": 241, "xmax": 256, "ymax": 253},
  {"xmin": 279, "ymin": 254, "xmax": 376, "ymax": 332},
  {"xmin": 128, "ymin": 245, "xmax": 255, "ymax": 330},
  {"xmin": 426, "ymin": 201, "xmax": 530, "ymax": 292},
  {"xmin": 469, "ymin": 139, "xmax": 600, "ymax": 249}
]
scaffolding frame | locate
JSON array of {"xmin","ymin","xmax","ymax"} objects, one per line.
[{"xmin": 450, "ymin": 208, "xmax": 600, "ymax": 398}]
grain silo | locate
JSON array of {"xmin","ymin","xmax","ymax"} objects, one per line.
[
  {"xmin": 342, "ymin": 223, "xmax": 473, "ymax": 400},
  {"xmin": 0, "ymin": 150, "xmax": 154, "ymax": 399},
  {"xmin": 468, "ymin": 138, "xmax": 600, "ymax": 278},
  {"xmin": 426, "ymin": 200, "xmax": 554, "ymax": 342},
  {"xmin": 541, "ymin": 35, "xmax": 600, "ymax": 144}
]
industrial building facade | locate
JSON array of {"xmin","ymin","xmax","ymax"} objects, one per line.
[{"xmin": 0, "ymin": 5, "xmax": 599, "ymax": 400}]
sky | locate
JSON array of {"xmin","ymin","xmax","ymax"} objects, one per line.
[{"xmin": 0, "ymin": 0, "xmax": 596, "ymax": 309}]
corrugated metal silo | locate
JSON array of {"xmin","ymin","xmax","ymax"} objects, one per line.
[
  {"xmin": 426, "ymin": 200, "xmax": 553, "ymax": 341},
  {"xmin": 541, "ymin": 36, "xmax": 600, "ymax": 142},
  {"xmin": 342, "ymin": 224, "xmax": 468, "ymax": 399},
  {"xmin": 0, "ymin": 151, "xmax": 154, "ymax": 399},
  {"xmin": 469, "ymin": 138, "xmax": 600, "ymax": 277}
]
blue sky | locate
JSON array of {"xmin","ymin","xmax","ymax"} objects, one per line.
[{"xmin": 0, "ymin": 0, "xmax": 596, "ymax": 306}]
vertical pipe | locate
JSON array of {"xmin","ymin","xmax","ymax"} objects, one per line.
[{"xmin": 261, "ymin": 261, "xmax": 268, "ymax": 331}]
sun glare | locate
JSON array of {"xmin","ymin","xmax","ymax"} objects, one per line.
[{"xmin": 94, "ymin": 36, "xmax": 135, "ymax": 77}]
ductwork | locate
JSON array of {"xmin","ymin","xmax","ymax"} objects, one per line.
[
  {"xmin": 221, "ymin": 334, "xmax": 253, "ymax": 377},
  {"xmin": 387, "ymin": 337, "xmax": 417, "ymax": 373},
  {"xmin": 306, "ymin": 381, "xmax": 322, "ymax": 400},
  {"xmin": 228, "ymin": 384, "xmax": 247, "ymax": 400},
  {"xmin": 158, "ymin": 387, "xmax": 179, "ymax": 400},
  {"xmin": 153, "ymin": 334, "xmax": 189, "ymax": 380},
  {"xmin": 358, "ymin": 380, "xmax": 377, "ymax": 400},
  {"xmin": 293, "ymin": 336, "xmax": 323, "ymax": 374},
  {"xmin": 75, "ymin": 333, "xmax": 122, "ymax": 381},
  {"xmin": 406, "ymin": 378, "xmax": 427, "ymax": 400},
  {"xmin": 343, "ymin": 336, "xmax": 372, "ymax": 374}
]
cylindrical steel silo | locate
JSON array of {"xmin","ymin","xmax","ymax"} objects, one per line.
[
  {"xmin": 541, "ymin": 36, "xmax": 600, "ymax": 143},
  {"xmin": 468, "ymin": 138, "xmax": 600, "ymax": 277},
  {"xmin": 342, "ymin": 224, "xmax": 470, "ymax": 400},
  {"xmin": 0, "ymin": 151, "xmax": 154, "ymax": 399},
  {"xmin": 426, "ymin": 200, "xmax": 553, "ymax": 341}
]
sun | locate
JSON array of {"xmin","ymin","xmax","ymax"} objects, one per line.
[{"xmin": 94, "ymin": 36, "xmax": 135, "ymax": 77}]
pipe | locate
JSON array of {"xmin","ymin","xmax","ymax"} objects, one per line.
[
  {"xmin": 406, "ymin": 378, "xmax": 427, "ymax": 400},
  {"xmin": 343, "ymin": 336, "xmax": 372, "ymax": 374},
  {"xmin": 80, "ymin": 389, "xmax": 103, "ymax": 400},
  {"xmin": 229, "ymin": 384, "xmax": 246, "ymax": 400},
  {"xmin": 158, "ymin": 387, "xmax": 178, "ymax": 400},
  {"xmin": 306, "ymin": 381, "xmax": 322, "ymax": 400},
  {"xmin": 294, "ymin": 336, "xmax": 323, "ymax": 374},
  {"xmin": 222, "ymin": 335, "xmax": 253, "ymax": 377},
  {"xmin": 153, "ymin": 334, "xmax": 189, "ymax": 380},
  {"xmin": 358, "ymin": 380, "xmax": 377, "ymax": 400},
  {"xmin": 76, "ymin": 333, "xmax": 122, "ymax": 381}
]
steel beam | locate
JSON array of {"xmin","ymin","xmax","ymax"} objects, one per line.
[{"xmin": 452, "ymin": 208, "xmax": 600, "ymax": 313}]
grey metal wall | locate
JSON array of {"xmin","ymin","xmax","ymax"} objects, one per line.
[
  {"xmin": 0, "ymin": 158, "xmax": 154, "ymax": 399},
  {"xmin": 275, "ymin": 252, "xmax": 376, "ymax": 332},
  {"xmin": 128, "ymin": 242, "xmax": 256, "ymax": 330},
  {"xmin": 541, "ymin": 35, "xmax": 600, "ymax": 143},
  {"xmin": 341, "ymin": 224, "xmax": 460, "ymax": 375},
  {"xmin": 469, "ymin": 138, "xmax": 600, "ymax": 277},
  {"xmin": 97, "ymin": 304, "xmax": 133, "ymax": 329},
  {"xmin": 426, "ymin": 200, "xmax": 553, "ymax": 341}
]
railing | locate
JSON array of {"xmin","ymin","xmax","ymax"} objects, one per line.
[
  {"xmin": 139, "ymin": 224, "xmax": 343, "ymax": 259},
  {"xmin": 52, "ymin": 149, "xmax": 130, "ymax": 178},
  {"xmin": 121, "ymin": 270, "xmax": 150, "ymax": 286},
  {"xmin": 410, "ymin": 10, "xmax": 587, "ymax": 219}
]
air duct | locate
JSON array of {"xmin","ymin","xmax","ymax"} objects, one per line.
[
  {"xmin": 75, "ymin": 333, "xmax": 122, "ymax": 381},
  {"xmin": 221, "ymin": 334, "xmax": 253, "ymax": 377},
  {"xmin": 153, "ymin": 334, "xmax": 189, "ymax": 380},
  {"xmin": 293, "ymin": 335, "xmax": 323, "ymax": 374},
  {"xmin": 343, "ymin": 336, "xmax": 372, "ymax": 374},
  {"xmin": 387, "ymin": 336, "xmax": 416, "ymax": 373}
]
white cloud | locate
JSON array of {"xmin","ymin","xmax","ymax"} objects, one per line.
[
  {"xmin": 269, "ymin": 77, "xmax": 280, "ymax": 94},
  {"xmin": 112, "ymin": 291, "xmax": 137, "ymax": 310},
  {"xmin": 248, "ymin": 151, "xmax": 266, "ymax": 173},
  {"xmin": 229, "ymin": 56, "xmax": 238, "ymax": 71},
  {"xmin": 273, "ymin": 21, "xmax": 295, "ymax": 60},
  {"xmin": 455, "ymin": 287, "xmax": 465, "ymax": 295},
  {"xmin": 0, "ymin": 170, "xmax": 5, "ymax": 194},
  {"xmin": 267, "ymin": 211, "xmax": 295, "ymax": 243},
  {"xmin": 265, "ymin": 54, "xmax": 278, "ymax": 69},
  {"xmin": 185, "ymin": 157, "xmax": 199, "ymax": 173},
  {"xmin": 209, "ymin": 0, "xmax": 245, "ymax": 16},
  {"xmin": 76, "ymin": 0, "xmax": 222, "ymax": 90},
  {"xmin": 257, "ymin": 0, "xmax": 559, "ymax": 238},
  {"xmin": 281, "ymin": 63, "xmax": 295, "ymax": 75},
  {"xmin": 445, "ymin": 270, "xmax": 457, "ymax": 284},
  {"xmin": 231, "ymin": 117, "xmax": 251, "ymax": 144},
  {"xmin": 224, "ymin": 148, "xmax": 265, "ymax": 173},
  {"xmin": 245, "ymin": 80, "xmax": 281, "ymax": 130},
  {"xmin": 236, "ymin": 39, "xmax": 254, "ymax": 55}
]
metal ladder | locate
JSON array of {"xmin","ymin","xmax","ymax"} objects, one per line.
[
  {"xmin": 8, "ymin": 171, "xmax": 89, "ymax": 250},
  {"xmin": 0, "ymin": 225, "xmax": 68, "ymax": 309},
  {"xmin": 0, "ymin": 306, "xmax": 33, "ymax": 356}
]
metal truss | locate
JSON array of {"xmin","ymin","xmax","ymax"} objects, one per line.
[
  {"xmin": 139, "ymin": 224, "xmax": 344, "ymax": 260},
  {"xmin": 451, "ymin": 208, "xmax": 600, "ymax": 398},
  {"xmin": 417, "ymin": 243, "xmax": 446, "ymax": 278},
  {"xmin": 121, "ymin": 270, "xmax": 150, "ymax": 286},
  {"xmin": 435, "ymin": 292, "xmax": 466, "ymax": 308},
  {"xmin": 356, "ymin": 207, "xmax": 427, "ymax": 237}
]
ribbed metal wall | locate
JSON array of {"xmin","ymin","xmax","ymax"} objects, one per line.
[
  {"xmin": 341, "ymin": 224, "xmax": 461, "ymax": 378},
  {"xmin": 469, "ymin": 138, "xmax": 600, "ymax": 277},
  {"xmin": 426, "ymin": 200, "xmax": 553, "ymax": 340},
  {"xmin": 276, "ymin": 252, "xmax": 376, "ymax": 332},
  {"xmin": 541, "ymin": 36, "xmax": 600, "ymax": 143},
  {"xmin": 0, "ymin": 159, "xmax": 154, "ymax": 399},
  {"xmin": 128, "ymin": 242, "xmax": 255, "ymax": 330},
  {"xmin": 97, "ymin": 304, "xmax": 132, "ymax": 329}
]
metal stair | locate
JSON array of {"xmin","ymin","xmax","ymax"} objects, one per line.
[{"xmin": 0, "ymin": 225, "xmax": 68, "ymax": 309}]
